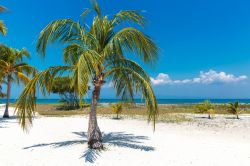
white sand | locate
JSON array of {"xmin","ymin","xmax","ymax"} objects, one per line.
[{"xmin": 1, "ymin": 107, "xmax": 250, "ymax": 166}]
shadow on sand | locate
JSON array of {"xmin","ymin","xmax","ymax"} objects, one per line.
[
  {"xmin": 23, "ymin": 131, "xmax": 155, "ymax": 163},
  {"xmin": 224, "ymin": 117, "xmax": 240, "ymax": 120},
  {"xmin": 0, "ymin": 117, "xmax": 17, "ymax": 128}
]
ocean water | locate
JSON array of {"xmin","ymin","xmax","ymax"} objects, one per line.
[{"xmin": 1, "ymin": 99, "xmax": 250, "ymax": 104}]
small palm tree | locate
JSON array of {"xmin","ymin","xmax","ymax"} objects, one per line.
[
  {"xmin": 112, "ymin": 103, "xmax": 123, "ymax": 119},
  {"xmin": 16, "ymin": 0, "xmax": 158, "ymax": 149},
  {"xmin": 0, "ymin": 5, "xmax": 7, "ymax": 35},
  {"xmin": 0, "ymin": 45, "xmax": 36, "ymax": 118},
  {"xmin": 195, "ymin": 100, "xmax": 215, "ymax": 119},
  {"xmin": 227, "ymin": 101, "xmax": 242, "ymax": 119}
]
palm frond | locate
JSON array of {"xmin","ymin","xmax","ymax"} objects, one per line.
[
  {"xmin": 63, "ymin": 43, "xmax": 87, "ymax": 65},
  {"xmin": 0, "ymin": 6, "xmax": 7, "ymax": 13},
  {"xmin": 36, "ymin": 19, "xmax": 84, "ymax": 56},
  {"xmin": 105, "ymin": 27, "xmax": 159, "ymax": 64},
  {"xmin": 15, "ymin": 66, "xmax": 72, "ymax": 130},
  {"xmin": 0, "ymin": 59, "xmax": 8, "ymax": 68},
  {"xmin": 0, "ymin": 5, "xmax": 7, "ymax": 36},
  {"xmin": 15, "ymin": 64, "xmax": 37, "ymax": 76},
  {"xmin": 105, "ymin": 58, "xmax": 150, "ymax": 82},
  {"xmin": 81, "ymin": 8, "xmax": 92, "ymax": 19},
  {"xmin": 105, "ymin": 65, "xmax": 157, "ymax": 129},
  {"xmin": 74, "ymin": 49, "xmax": 101, "ymax": 97},
  {"xmin": 90, "ymin": 0, "xmax": 101, "ymax": 17},
  {"xmin": 14, "ymin": 72, "xmax": 30, "ymax": 85},
  {"xmin": 0, "ymin": 21, "xmax": 7, "ymax": 36},
  {"xmin": 112, "ymin": 10, "xmax": 146, "ymax": 27},
  {"xmin": 17, "ymin": 48, "xmax": 31, "ymax": 60},
  {"xmin": 89, "ymin": 16, "xmax": 115, "ymax": 51}
]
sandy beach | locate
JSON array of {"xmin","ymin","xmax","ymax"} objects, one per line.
[{"xmin": 0, "ymin": 107, "xmax": 250, "ymax": 166}]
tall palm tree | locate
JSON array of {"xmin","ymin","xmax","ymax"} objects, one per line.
[
  {"xmin": 0, "ymin": 5, "xmax": 7, "ymax": 36},
  {"xmin": 16, "ymin": 0, "xmax": 159, "ymax": 149},
  {"xmin": 0, "ymin": 45, "xmax": 36, "ymax": 118}
]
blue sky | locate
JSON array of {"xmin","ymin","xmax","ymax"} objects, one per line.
[{"xmin": 1, "ymin": 0, "xmax": 250, "ymax": 99}]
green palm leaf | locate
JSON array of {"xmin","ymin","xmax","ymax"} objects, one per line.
[
  {"xmin": 112, "ymin": 10, "xmax": 146, "ymax": 27},
  {"xmin": 0, "ymin": 5, "xmax": 7, "ymax": 36},
  {"xmin": 15, "ymin": 66, "xmax": 72, "ymax": 129},
  {"xmin": 37, "ymin": 19, "xmax": 84, "ymax": 56}
]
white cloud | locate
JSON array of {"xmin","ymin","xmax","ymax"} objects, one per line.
[
  {"xmin": 193, "ymin": 70, "xmax": 247, "ymax": 84},
  {"xmin": 151, "ymin": 70, "xmax": 247, "ymax": 85},
  {"xmin": 150, "ymin": 73, "xmax": 172, "ymax": 85}
]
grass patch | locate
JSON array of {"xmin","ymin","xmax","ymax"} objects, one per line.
[
  {"xmin": 34, "ymin": 104, "xmax": 193, "ymax": 123},
  {"xmin": 157, "ymin": 113, "xmax": 192, "ymax": 123}
]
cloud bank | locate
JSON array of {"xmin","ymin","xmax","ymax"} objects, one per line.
[{"xmin": 151, "ymin": 70, "xmax": 247, "ymax": 85}]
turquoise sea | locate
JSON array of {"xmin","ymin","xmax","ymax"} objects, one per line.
[{"xmin": 1, "ymin": 99, "xmax": 250, "ymax": 104}]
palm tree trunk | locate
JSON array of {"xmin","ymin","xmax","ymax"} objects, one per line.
[
  {"xmin": 87, "ymin": 85, "xmax": 103, "ymax": 149},
  {"xmin": 236, "ymin": 114, "xmax": 239, "ymax": 119},
  {"xmin": 208, "ymin": 114, "xmax": 211, "ymax": 119},
  {"xmin": 3, "ymin": 76, "xmax": 11, "ymax": 118}
]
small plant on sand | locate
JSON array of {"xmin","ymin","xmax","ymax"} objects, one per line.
[
  {"xmin": 195, "ymin": 100, "xmax": 215, "ymax": 119},
  {"xmin": 112, "ymin": 103, "xmax": 123, "ymax": 119},
  {"xmin": 227, "ymin": 101, "xmax": 242, "ymax": 119}
]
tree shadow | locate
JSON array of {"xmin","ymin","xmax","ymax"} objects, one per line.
[
  {"xmin": 81, "ymin": 148, "xmax": 102, "ymax": 163},
  {"xmin": 77, "ymin": 131, "xmax": 155, "ymax": 163},
  {"xmin": 225, "ymin": 117, "xmax": 240, "ymax": 120},
  {"xmin": 0, "ymin": 118, "xmax": 7, "ymax": 128},
  {"xmin": 111, "ymin": 117, "xmax": 123, "ymax": 120},
  {"xmin": 23, "ymin": 131, "xmax": 154, "ymax": 163},
  {"xmin": 193, "ymin": 116, "xmax": 212, "ymax": 120},
  {"xmin": 23, "ymin": 140, "xmax": 87, "ymax": 149},
  {"xmin": 0, "ymin": 117, "xmax": 17, "ymax": 128}
]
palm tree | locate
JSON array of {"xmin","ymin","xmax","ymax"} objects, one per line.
[
  {"xmin": 0, "ymin": 45, "xmax": 36, "ymax": 118},
  {"xmin": 195, "ymin": 100, "xmax": 215, "ymax": 119},
  {"xmin": 0, "ymin": 5, "xmax": 7, "ymax": 35},
  {"xmin": 227, "ymin": 101, "xmax": 242, "ymax": 119},
  {"xmin": 16, "ymin": 0, "xmax": 159, "ymax": 149},
  {"xmin": 111, "ymin": 103, "xmax": 123, "ymax": 119}
]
